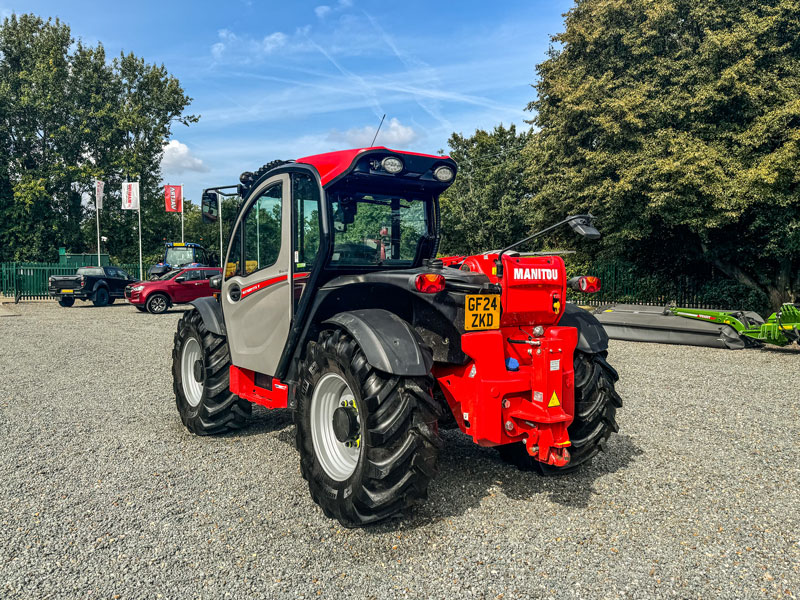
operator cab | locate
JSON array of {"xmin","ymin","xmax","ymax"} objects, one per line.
[{"xmin": 219, "ymin": 147, "xmax": 457, "ymax": 377}]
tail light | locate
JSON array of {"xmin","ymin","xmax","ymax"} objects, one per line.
[
  {"xmin": 80, "ymin": 276, "xmax": 86, "ymax": 287},
  {"xmin": 414, "ymin": 273, "xmax": 445, "ymax": 294},
  {"xmin": 567, "ymin": 275, "xmax": 601, "ymax": 293}
]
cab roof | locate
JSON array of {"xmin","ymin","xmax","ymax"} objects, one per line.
[{"xmin": 296, "ymin": 147, "xmax": 452, "ymax": 187}]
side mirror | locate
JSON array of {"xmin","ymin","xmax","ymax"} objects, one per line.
[
  {"xmin": 175, "ymin": 276, "xmax": 186, "ymax": 283},
  {"xmin": 202, "ymin": 190, "xmax": 219, "ymax": 224},
  {"xmin": 568, "ymin": 214, "xmax": 601, "ymax": 240},
  {"xmin": 209, "ymin": 274, "xmax": 222, "ymax": 290}
]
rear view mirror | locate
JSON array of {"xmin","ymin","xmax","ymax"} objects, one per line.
[
  {"xmin": 202, "ymin": 190, "xmax": 219, "ymax": 224},
  {"xmin": 209, "ymin": 274, "xmax": 221, "ymax": 289},
  {"xmin": 175, "ymin": 276, "xmax": 186, "ymax": 283},
  {"xmin": 568, "ymin": 214, "xmax": 601, "ymax": 240}
]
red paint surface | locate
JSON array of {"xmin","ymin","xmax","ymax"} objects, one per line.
[
  {"xmin": 229, "ymin": 365, "xmax": 289, "ymax": 409},
  {"xmin": 241, "ymin": 272, "xmax": 310, "ymax": 299},
  {"xmin": 296, "ymin": 147, "xmax": 450, "ymax": 186},
  {"xmin": 432, "ymin": 324, "xmax": 577, "ymax": 466}
]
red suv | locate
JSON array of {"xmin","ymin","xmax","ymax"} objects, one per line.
[{"xmin": 125, "ymin": 267, "xmax": 222, "ymax": 314}]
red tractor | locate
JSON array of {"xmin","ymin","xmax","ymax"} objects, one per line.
[{"xmin": 172, "ymin": 147, "xmax": 621, "ymax": 526}]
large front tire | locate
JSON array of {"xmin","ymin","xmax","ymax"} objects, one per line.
[
  {"xmin": 498, "ymin": 350, "xmax": 622, "ymax": 474},
  {"xmin": 295, "ymin": 329, "xmax": 441, "ymax": 527},
  {"xmin": 58, "ymin": 297, "xmax": 75, "ymax": 308},
  {"xmin": 172, "ymin": 308, "xmax": 251, "ymax": 435}
]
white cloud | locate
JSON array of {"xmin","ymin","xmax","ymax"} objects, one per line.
[
  {"xmin": 211, "ymin": 28, "xmax": 287, "ymax": 62},
  {"xmin": 262, "ymin": 31, "xmax": 288, "ymax": 52},
  {"xmin": 315, "ymin": 5, "xmax": 332, "ymax": 18},
  {"xmin": 161, "ymin": 140, "xmax": 209, "ymax": 174},
  {"xmin": 338, "ymin": 0, "xmax": 353, "ymax": 7},
  {"xmin": 326, "ymin": 118, "xmax": 418, "ymax": 148}
]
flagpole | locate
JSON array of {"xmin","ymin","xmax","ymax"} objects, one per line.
[
  {"xmin": 181, "ymin": 183, "xmax": 185, "ymax": 243},
  {"xmin": 219, "ymin": 198, "xmax": 223, "ymax": 269},
  {"xmin": 138, "ymin": 200, "xmax": 143, "ymax": 281},
  {"xmin": 96, "ymin": 189, "xmax": 101, "ymax": 266}
]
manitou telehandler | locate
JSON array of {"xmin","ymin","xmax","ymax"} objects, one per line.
[{"xmin": 172, "ymin": 147, "xmax": 622, "ymax": 526}]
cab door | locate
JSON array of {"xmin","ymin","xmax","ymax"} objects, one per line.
[{"xmin": 221, "ymin": 174, "xmax": 292, "ymax": 375}]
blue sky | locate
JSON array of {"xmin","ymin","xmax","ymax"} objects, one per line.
[{"xmin": 5, "ymin": 0, "xmax": 572, "ymax": 198}]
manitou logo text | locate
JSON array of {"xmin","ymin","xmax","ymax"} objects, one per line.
[{"xmin": 513, "ymin": 267, "xmax": 559, "ymax": 281}]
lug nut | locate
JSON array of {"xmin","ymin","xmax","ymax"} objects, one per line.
[
  {"xmin": 533, "ymin": 325, "xmax": 545, "ymax": 337},
  {"xmin": 504, "ymin": 421, "xmax": 514, "ymax": 431},
  {"xmin": 502, "ymin": 399, "xmax": 511, "ymax": 409}
]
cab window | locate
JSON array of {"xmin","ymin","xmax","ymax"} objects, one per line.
[
  {"xmin": 293, "ymin": 174, "xmax": 321, "ymax": 273},
  {"xmin": 227, "ymin": 182, "xmax": 282, "ymax": 278}
]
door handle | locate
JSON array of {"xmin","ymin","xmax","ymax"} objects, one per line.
[{"xmin": 229, "ymin": 284, "xmax": 241, "ymax": 302}]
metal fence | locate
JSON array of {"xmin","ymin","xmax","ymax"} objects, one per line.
[
  {"xmin": 568, "ymin": 262, "xmax": 738, "ymax": 310},
  {"xmin": 0, "ymin": 259, "xmax": 754, "ymax": 310},
  {"xmin": 1, "ymin": 262, "xmax": 140, "ymax": 302}
]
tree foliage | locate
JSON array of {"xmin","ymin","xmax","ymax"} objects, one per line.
[
  {"xmin": 525, "ymin": 0, "xmax": 800, "ymax": 307},
  {"xmin": 0, "ymin": 14, "xmax": 197, "ymax": 267},
  {"xmin": 439, "ymin": 124, "xmax": 532, "ymax": 256}
]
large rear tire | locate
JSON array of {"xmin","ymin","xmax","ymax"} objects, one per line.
[
  {"xmin": 58, "ymin": 297, "xmax": 75, "ymax": 308},
  {"xmin": 498, "ymin": 350, "xmax": 622, "ymax": 474},
  {"xmin": 295, "ymin": 328, "xmax": 441, "ymax": 527},
  {"xmin": 172, "ymin": 308, "xmax": 251, "ymax": 435}
]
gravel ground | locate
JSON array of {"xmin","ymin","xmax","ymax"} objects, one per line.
[{"xmin": 1, "ymin": 301, "xmax": 798, "ymax": 599}]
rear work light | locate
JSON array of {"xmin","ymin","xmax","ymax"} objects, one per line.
[
  {"xmin": 381, "ymin": 156, "xmax": 404, "ymax": 174},
  {"xmin": 433, "ymin": 165, "xmax": 454, "ymax": 182},
  {"xmin": 567, "ymin": 275, "xmax": 601, "ymax": 293},
  {"xmin": 414, "ymin": 273, "xmax": 445, "ymax": 294}
]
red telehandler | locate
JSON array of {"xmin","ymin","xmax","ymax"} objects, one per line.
[{"xmin": 173, "ymin": 147, "xmax": 622, "ymax": 526}]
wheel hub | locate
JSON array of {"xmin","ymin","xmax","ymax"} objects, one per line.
[
  {"xmin": 193, "ymin": 359, "xmax": 204, "ymax": 383},
  {"xmin": 310, "ymin": 373, "xmax": 361, "ymax": 481},
  {"xmin": 181, "ymin": 337, "xmax": 204, "ymax": 408},
  {"xmin": 332, "ymin": 405, "xmax": 359, "ymax": 443}
]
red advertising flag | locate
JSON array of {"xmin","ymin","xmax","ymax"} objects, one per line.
[{"xmin": 164, "ymin": 185, "xmax": 182, "ymax": 213}]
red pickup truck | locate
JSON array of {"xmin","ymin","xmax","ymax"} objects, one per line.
[{"xmin": 125, "ymin": 267, "xmax": 222, "ymax": 314}]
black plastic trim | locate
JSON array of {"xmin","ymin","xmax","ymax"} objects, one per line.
[
  {"xmin": 191, "ymin": 297, "xmax": 227, "ymax": 336},
  {"xmin": 558, "ymin": 303, "xmax": 609, "ymax": 353},
  {"xmin": 323, "ymin": 309, "xmax": 433, "ymax": 376}
]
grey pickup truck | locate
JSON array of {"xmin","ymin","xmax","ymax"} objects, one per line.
[{"xmin": 49, "ymin": 266, "xmax": 138, "ymax": 307}]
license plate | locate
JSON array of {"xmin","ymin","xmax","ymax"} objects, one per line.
[
  {"xmin": 62, "ymin": 289, "xmax": 74, "ymax": 294},
  {"xmin": 465, "ymin": 294, "xmax": 500, "ymax": 331}
]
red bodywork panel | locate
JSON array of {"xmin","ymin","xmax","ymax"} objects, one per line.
[
  {"xmin": 431, "ymin": 252, "xmax": 574, "ymax": 466},
  {"xmin": 229, "ymin": 366, "xmax": 289, "ymax": 410},
  {"xmin": 296, "ymin": 147, "xmax": 451, "ymax": 187},
  {"xmin": 432, "ymin": 325, "xmax": 577, "ymax": 465}
]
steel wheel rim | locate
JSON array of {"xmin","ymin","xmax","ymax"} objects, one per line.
[
  {"xmin": 310, "ymin": 372, "xmax": 360, "ymax": 481},
  {"xmin": 181, "ymin": 337, "xmax": 204, "ymax": 408},
  {"xmin": 151, "ymin": 296, "xmax": 166, "ymax": 313}
]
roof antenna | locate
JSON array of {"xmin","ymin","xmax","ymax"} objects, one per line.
[{"xmin": 370, "ymin": 114, "xmax": 386, "ymax": 147}]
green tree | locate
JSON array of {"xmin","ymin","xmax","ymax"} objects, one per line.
[
  {"xmin": 439, "ymin": 124, "xmax": 532, "ymax": 256},
  {"xmin": 525, "ymin": 0, "xmax": 800, "ymax": 308},
  {"xmin": 0, "ymin": 14, "xmax": 197, "ymax": 267}
]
